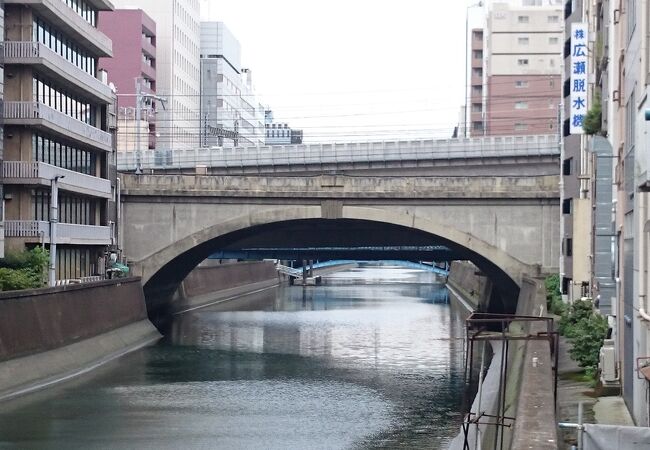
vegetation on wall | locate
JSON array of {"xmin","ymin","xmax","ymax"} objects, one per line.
[
  {"xmin": 545, "ymin": 275, "xmax": 609, "ymax": 379},
  {"xmin": 583, "ymin": 92, "xmax": 602, "ymax": 135},
  {"xmin": 0, "ymin": 248, "xmax": 49, "ymax": 291},
  {"xmin": 545, "ymin": 273, "xmax": 565, "ymax": 315}
]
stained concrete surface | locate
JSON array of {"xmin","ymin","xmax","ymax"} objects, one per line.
[{"xmin": 557, "ymin": 336, "xmax": 634, "ymax": 449}]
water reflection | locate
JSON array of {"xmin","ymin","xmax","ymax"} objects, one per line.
[{"xmin": 0, "ymin": 266, "xmax": 466, "ymax": 450}]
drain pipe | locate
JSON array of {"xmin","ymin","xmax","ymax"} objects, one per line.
[{"xmin": 640, "ymin": 193, "xmax": 650, "ymax": 321}]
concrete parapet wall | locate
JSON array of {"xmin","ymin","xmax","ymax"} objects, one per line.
[
  {"xmin": 510, "ymin": 277, "xmax": 558, "ymax": 449},
  {"xmin": 448, "ymin": 276, "xmax": 557, "ymax": 450},
  {"xmin": 0, "ymin": 278, "xmax": 150, "ymax": 362}
]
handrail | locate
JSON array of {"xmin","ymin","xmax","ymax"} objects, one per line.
[{"xmin": 117, "ymin": 134, "xmax": 560, "ymax": 172}]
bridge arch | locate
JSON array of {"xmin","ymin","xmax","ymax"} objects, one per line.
[{"xmin": 136, "ymin": 205, "xmax": 537, "ymax": 321}]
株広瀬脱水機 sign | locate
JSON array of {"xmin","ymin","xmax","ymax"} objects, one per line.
[{"xmin": 570, "ymin": 23, "xmax": 588, "ymax": 135}]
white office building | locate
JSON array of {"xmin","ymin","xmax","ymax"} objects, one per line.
[
  {"xmin": 113, "ymin": 0, "xmax": 201, "ymax": 150},
  {"xmin": 200, "ymin": 22, "xmax": 265, "ymax": 147}
]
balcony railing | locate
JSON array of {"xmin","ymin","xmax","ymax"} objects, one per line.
[
  {"xmin": 2, "ymin": 161, "xmax": 112, "ymax": 198},
  {"xmin": 3, "ymin": 41, "xmax": 112, "ymax": 102},
  {"xmin": 5, "ymin": 0, "xmax": 112, "ymax": 57},
  {"xmin": 141, "ymin": 61, "xmax": 156, "ymax": 79},
  {"xmin": 4, "ymin": 101, "xmax": 112, "ymax": 151},
  {"xmin": 5, "ymin": 220, "xmax": 111, "ymax": 244}
]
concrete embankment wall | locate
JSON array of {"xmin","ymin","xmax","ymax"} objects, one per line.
[
  {"xmin": 446, "ymin": 261, "xmax": 491, "ymax": 311},
  {"xmin": 0, "ymin": 278, "xmax": 161, "ymax": 400},
  {"xmin": 171, "ymin": 260, "xmax": 280, "ymax": 313},
  {"xmin": 447, "ymin": 263, "xmax": 557, "ymax": 449}
]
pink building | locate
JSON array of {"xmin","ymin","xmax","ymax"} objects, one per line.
[{"xmin": 98, "ymin": 9, "xmax": 157, "ymax": 149}]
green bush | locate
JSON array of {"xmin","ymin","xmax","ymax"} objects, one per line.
[
  {"xmin": 0, "ymin": 248, "xmax": 49, "ymax": 291},
  {"xmin": 545, "ymin": 274, "xmax": 565, "ymax": 315},
  {"xmin": 559, "ymin": 298, "xmax": 609, "ymax": 376}
]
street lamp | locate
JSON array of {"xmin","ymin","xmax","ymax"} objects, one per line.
[
  {"xmin": 49, "ymin": 175, "xmax": 65, "ymax": 287},
  {"xmin": 465, "ymin": 1, "xmax": 483, "ymax": 138}
]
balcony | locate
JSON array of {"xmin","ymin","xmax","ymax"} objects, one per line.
[
  {"xmin": 4, "ymin": 102, "xmax": 112, "ymax": 152},
  {"xmin": 141, "ymin": 61, "xmax": 156, "ymax": 80},
  {"xmin": 5, "ymin": 221, "xmax": 112, "ymax": 245},
  {"xmin": 5, "ymin": 0, "xmax": 112, "ymax": 57},
  {"xmin": 2, "ymin": 161, "xmax": 112, "ymax": 199},
  {"xmin": 141, "ymin": 37, "xmax": 156, "ymax": 58},
  {"xmin": 4, "ymin": 42, "xmax": 113, "ymax": 103}
]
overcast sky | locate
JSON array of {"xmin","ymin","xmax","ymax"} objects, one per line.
[{"xmin": 200, "ymin": 0, "xmax": 473, "ymax": 143}]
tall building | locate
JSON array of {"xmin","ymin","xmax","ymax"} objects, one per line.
[
  {"xmin": 98, "ymin": 8, "xmax": 157, "ymax": 152},
  {"xmin": 112, "ymin": 0, "xmax": 201, "ymax": 150},
  {"xmin": 200, "ymin": 21, "xmax": 265, "ymax": 147},
  {"xmin": 0, "ymin": 0, "xmax": 5, "ymax": 258},
  {"xmin": 466, "ymin": 0, "xmax": 563, "ymax": 137},
  {"xmin": 2, "ymin": 0, "xmax": 117, "ymax": 280}
]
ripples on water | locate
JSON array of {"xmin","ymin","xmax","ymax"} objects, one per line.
[{"xmin": 0, "ymin": 266, "xmax": 467, "ymax": 450}]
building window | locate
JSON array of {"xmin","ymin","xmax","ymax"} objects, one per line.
[
  {"xmin": 514, "ymin": 122, "xmax": 528, "ymax": 131},
  {"xmin": 563, "ymin": 158, "xmax": 573, "ymax": 176},
  {"xmin": 515, "ymin": 101, "xmax": 528, "ymax": 109},
  {"xmin": 518, "ymin": 37, "xmax": 529, "ymax": 45},
  {"xmin": 548, "ymin": 15, "xmax": 559, "ymax": 23},
  {"xmin": 472, "ymin": 86, "xmax": 482, "ymax": 96},
  {"xmin": 517, "ymin": 58, "xmax": 529, "ymax": 66},
  {"xmin": 471, "ymin": 103, "xmax": 482, "ymax": 112},
  {"xmin": 515, "ymin": 80, "xmax": 529, "ymax": 88},
  {"xmin": 518, "ymin": 15, "xmax": 529, "ymax": 23},
  {"xmin": 562, "ymin": 198, "xmax": 572, "ymax": 214},
  {"xmin": 473, "ymin": 50, "xmax": 483, "ymax": 59},
  {"xmin": 472, "ymin": 121, "xmax": 484, "ymax": 131},
  {"xmin": 472, "ymin": 68, "xmax": 483, "ymax": 77},
  {"xmin": 564, "ymin": 238, "xmax": 573, "ymax": 257},
  {"xmin": 549, "ymin": 37, "xmax": 559, "ymax": 45}
]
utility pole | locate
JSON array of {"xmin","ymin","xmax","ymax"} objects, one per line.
[
  {"xmin": 49, "ymin": 175, "xmax": 64, "ymax": 287},
  {"xmin": 135, "ymin": 78, "xmax": 142, "ymax": 175}
]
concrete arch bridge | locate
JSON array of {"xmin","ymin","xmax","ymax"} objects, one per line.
[{"xmin": 120, "ymin": 171, "xmax": 559, "ymax": 321}]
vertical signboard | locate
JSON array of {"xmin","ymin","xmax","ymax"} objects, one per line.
[{"xmin": 570, "ymin": 23, "xmax": 588, "ymax": 135}]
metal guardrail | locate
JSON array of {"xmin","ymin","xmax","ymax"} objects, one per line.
[
  {"xmin": 4, "ymin": 101, "xmax": 112, "ymax": 148},
  {"xmin": 2, "ymin": 161, "xmax": 112, "ymax": 196},
  {"xmin": 117, "ymin": 134, "xmax": 559, "ymax": 172}
]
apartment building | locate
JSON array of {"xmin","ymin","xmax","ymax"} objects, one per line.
[
  {"xmin": 113, "ymin": 0, "xmax": 201, "ymax": 150},
  {"xmin": 466, "ymin": 0, "xmax": 563, "ymax": 137},
  {"xmin": 605, "ymin": 0, "xmax": 650, "ymax": 426},
  {"xmin": 0, "ymin": 0, "xmax": 5, "ymax": 258},
  {"xmin": 2, "ymin": 0, "xmax": 117, "ymax": 280},
  {"xmin": 200, "ymin": 21, "xmax": 265, "ymax": 148},
  {"xmin": 98, "ymin": 8, "xmax": 157, "ymax": 152},
  {"xmin": 488, "ymin": 1, "xmax": 563, "ymax": 135}
]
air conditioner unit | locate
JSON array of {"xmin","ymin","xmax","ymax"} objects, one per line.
[{"xmin": 600, "ymin": 339, "xmax": 617, "ymax": 383}]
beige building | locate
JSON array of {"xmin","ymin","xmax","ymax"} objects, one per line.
[
  {"xmin": 467, "ymin": 1, "xmax": 563, "ymax": 136},
  {"xmin": 2, "ymin": 0, "xmax": 117, "ymax": 280}
]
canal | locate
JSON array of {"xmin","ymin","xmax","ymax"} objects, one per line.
[{"xmin": 0, "ymin": 266, "xmax": 467, "ymax": 449}]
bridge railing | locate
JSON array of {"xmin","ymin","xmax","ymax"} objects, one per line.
[{"xmin": 116, "ymin": 135, "xmax": 559, "ymax": 172}]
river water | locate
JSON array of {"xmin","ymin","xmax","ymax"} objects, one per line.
[{"xmin": 0, "ymin": 266, "xmax": 467, "ymax": 449}]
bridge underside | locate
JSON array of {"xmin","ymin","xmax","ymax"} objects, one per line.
[{"xmin": 143, "ymin": 219, "xmax": 521, "ymax": 324}]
